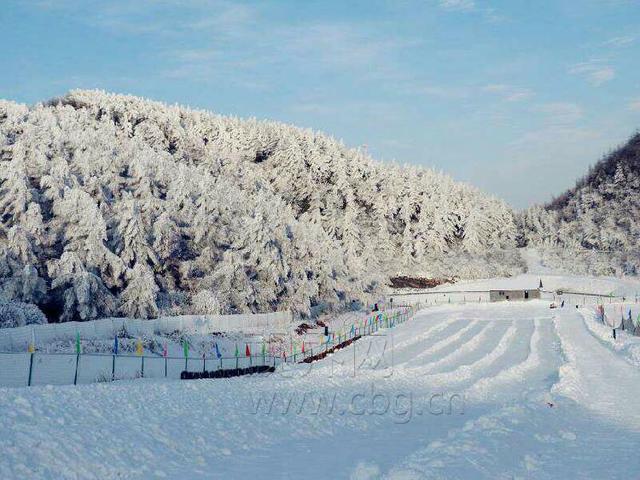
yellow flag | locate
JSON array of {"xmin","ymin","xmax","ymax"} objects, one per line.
[{"xmin": 135, "ymin": 339, "xmax": 143, "ymax": 356}]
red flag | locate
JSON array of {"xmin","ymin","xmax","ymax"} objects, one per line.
[
  {"xmin": 245, "ymin": 343, "xmax": 251, "ymax": 357},
  {"xmin": 301, "ymin": 341, "xmax": 305, "ymax": 354}
]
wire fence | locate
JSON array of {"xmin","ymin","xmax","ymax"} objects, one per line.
[{"xmin": 0, "ymin": 306, "xmax": 419, "ymax": 388}]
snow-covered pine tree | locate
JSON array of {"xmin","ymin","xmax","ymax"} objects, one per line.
[{"xmin": 119, "ymin": 263, "xmax": 159, "ymax": 319}]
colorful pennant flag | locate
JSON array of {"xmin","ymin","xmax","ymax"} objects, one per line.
[
  {"xmin": 245, "ymin": 343, "xmax": 251, "ymax": 357},
  {"xmin": 162, "ymin": 341, "xmax": 168, "ymax": 358},
  {"xmin": 214, "ymin": 342, "xmax": 222, "ymax": 359},
  {"xmin": 135, "ymin": 338, "xmax": 143, "ymax": 356},
  {"xmin": 75, "ymin": 331, "xmax": 81, "ymax": 355},
  {"xmin": 234, "ymin": 343, "xmax": 239, "ymax": 357},
  {"xmin": 183, "ymin": 339, "xmax": 189, "ymax": 358},
  {"xmin": 113, "ymin": 336, "xmax": 119, "ymax": 355}
]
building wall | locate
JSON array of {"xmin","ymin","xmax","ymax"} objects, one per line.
[{"xmin": 489, "ymin": 289, "xmax": 541, "ymax": 302}]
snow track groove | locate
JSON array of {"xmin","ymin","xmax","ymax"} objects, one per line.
[
  {"xmin": 406, "ymin": 320, "xmax": 482, "ymax": 365},
  {"xmin": 466, "ymin": 317, "xmax": 562, "ymax": 401},
  {"xmin": 417, "ymin": 321, "xmax": 520, "ymax": 387},
  {"xmin": 418, "ymin": 320, "xmax": 508, "ymax": 375}
]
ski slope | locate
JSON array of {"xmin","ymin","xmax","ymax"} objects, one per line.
[{"xmin": 1, "ymin": 301, "xmax": 640, "ymax": 479}]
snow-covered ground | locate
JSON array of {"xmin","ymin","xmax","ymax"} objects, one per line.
[{"xmin": 2, "ymin": 293, "xmax": 640, "ymax": 478}]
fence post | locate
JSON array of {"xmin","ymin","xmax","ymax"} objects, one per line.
[
  {"xmin": 203, "ymin": 354, "xmax": 206, "ymax": 373},
  {"xmin": 164, "ymin": 356, "xmax": 168, "ymax": 378},
  {"xmin": 73, "ymin": 353, "xmax": 80, "ymax": 385},
  {"xmin": 141, "ymin": 356, "xmax": 145, "ymax": 378},
  {"xmin": 27, "ymin": 352, "xmax": 34, "ymax": 387},
  {"xmin": 112, "ymin": 354, "xmax": 116, "ymax": 381}
]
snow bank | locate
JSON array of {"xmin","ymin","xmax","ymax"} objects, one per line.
[{"xmin": 0, "ymin": 311, "xmax": 292, "ymax": 352}]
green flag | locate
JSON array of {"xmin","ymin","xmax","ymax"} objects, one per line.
[
  {"xmin": 261, "ymin": 342, "xmax": 266, "ymax": 355},
  {"xmin": 234, "ymin": 343, "xmax": 239, "ymax": 357},
  {"xmin": 182, "ymin": 340, "xmax": 189, "ymax": 358},
  {"xmin": 75, "ymin": 331, "xmax": 81, "ymax": 355}
]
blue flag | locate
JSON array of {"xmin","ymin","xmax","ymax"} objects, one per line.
[
  {"xmin": 214, "ymin": 342, "xmax": 222, "ymax": 359},
  {"xmin": 350, "ymin": 324, "xmax": 355, "ymax": 336},
  {"xmin": 113, "ymin": 336, "xmax": 118, "ymax": 355}
]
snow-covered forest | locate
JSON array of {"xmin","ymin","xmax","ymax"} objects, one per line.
[
  {"xmin": 0, "ymin": 90, "xmax": 521, "ymax": 324},
  {"xmin": 519, "ymin": 132, "xmax": 640, "ymax": 275}
]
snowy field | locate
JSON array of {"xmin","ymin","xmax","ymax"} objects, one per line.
[{"xmin": 2, "ymin": 296, "xmax": 640, "ymax": 479}]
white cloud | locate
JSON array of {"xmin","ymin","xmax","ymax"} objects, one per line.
[
  {"xmin": 533, "ymin": 102, "xmax": 584, "ymax": 126},
  {"xmin": 416, "ymin": 84, "xmax": 471, "ymax": 99},
  {"xmin": 435, "ymin": 0, "xmax": 504, "ymax": 21},
  {"xmin": 279, "ymin": 23, "xmax": 405, "ymax": 69},
  {"xmin": 569, "ymin": 60, "xmax": 615, "ymax": 86},
  {"xmin": 628, "ymin": 98, "xmax": 640, "ymax": 112},
  {"xmin": 483, "ymin": 84, "xmax": 534, "ymax": 102},
  {"xmin": 601, "ymin": 35, "xmax": 635, "ymax": 47},
  {"xmin": 438, "ymin": 0, "xmax": 476, "ymax": 12},
  {"xmin": 412, "ymin": 83, "xmax": 533, "ymax": 102}
]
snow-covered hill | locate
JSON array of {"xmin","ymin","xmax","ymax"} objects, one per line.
[
  {"xmin": 519, "ymin": 132, "xmax": 640, "ymax": 275},
  {"xmin": 0, "ymin": 91, "xmax": 521, "ymax": 324}
]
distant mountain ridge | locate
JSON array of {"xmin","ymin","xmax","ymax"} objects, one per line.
[{"xmin": 519, "ymin": 132, "xmax": 640, "ymax": 275}]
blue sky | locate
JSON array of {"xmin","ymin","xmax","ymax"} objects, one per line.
[{"xmin": 2, "ymin": 0, "xmax": 639, "ymax": 208}]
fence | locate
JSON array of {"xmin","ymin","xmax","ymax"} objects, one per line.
[
  {"xmin": 389, "ymin": 289, "xmax": 639, "ymax": 307},
  {"xmin": 0, "ymin": 311, "xmax": 293, "ymax": 353},
  {"xmin": 592, "ymin": 302, "xmax": 640, "ymax": 336},
  {"xmin": 0, "ymin": 306, "xmax": 419, "ymax": 388}
]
